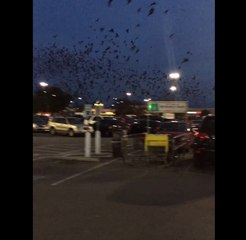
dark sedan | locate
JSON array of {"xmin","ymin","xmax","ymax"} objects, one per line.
[
  {"xmin": 92, "ymin": 118, "xmax": 125, "ymax": 137},
  {"xmin": 191, "ymin": 115, "xmax": 215, "ymax": 167}
]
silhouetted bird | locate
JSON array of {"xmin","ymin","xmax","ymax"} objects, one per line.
[
  {"xmin": 181, "ymin": 58, "xmax": 189, "ymax": 64},
  {"xmin": 126, "ymin": 29, "xmax": 129, "ymax": 33},
  {"xmin": 109, "ymin": 28, "xmax": 114, "ymax": 33},
  {"xmin": 149, "ymin": 2, "xmax": 156, "ymax": 7},
  {"xmin": 135, "ymin": 24, "xmax": 140, "ymax": 27},
  {"xmin": 95, "ymin": 18, "xmax": 100, "ymax": 22},
  {"xmin": 127, "ymin": 0, "xmax": 132, "ymax": 4},
  {"xmin": 148, "ymin": 8, "xmax": 155, "ymax": 16},
  {"xmin": 169, "ymin": 33, "xmax": 175, "ymax": 38},
  {"xmin": 137, "ymin": 8, "xmax": 141, "ymax": 13},
  {"xmin": 164, "ymin": 9, "xmax": 169, "ymax": 14},
  {"xmin": 108, "ymin": 0, "xmax": 113, "ymax": 7}
]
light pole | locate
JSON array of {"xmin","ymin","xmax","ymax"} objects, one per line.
[
  {"xmin": 168, "ymin": 72, "xmax": 180, "ymax": 100},
  {"xmin": 39, "ymin": 82, "xmax": 49, "ymax": 112}
]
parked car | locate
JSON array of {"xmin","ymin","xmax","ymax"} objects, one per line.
[
  {"xmin": 191, "ymin": 115, "xmax": 215, "ymax": 167},
  {"xmin": 128, "ymin": 119, "xmax": 163, "ymax": 134},
  {"xmin": 33, "ymin": 115, "xmax": 49, "ymax": 133},
  {"xmin": 48, "ymin": 117, "xmax": 94, "ymax": 136},
  {"xmin": 84, "ymin": 115, "xmax": 114, "ymax": 125},
  {"xmin": 158, "ymin": 121, "xmax": 194, "ymax": 153},
  {"xmin": 91, "ymin": 117, "xmax": 126, "ymax": 137}
]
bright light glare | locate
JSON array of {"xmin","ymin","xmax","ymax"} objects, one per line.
[
  {"xmin": 170, "ymin": 86, "xmax": 177, "ymax": 91},
  {"xmin": 70, "ymin": 101, "xmax": 74, "ymax": 103},
  {"xmin": 39, "ymin": 82, "xmax": 48, "ymax": 87},
  {"xmin": 169, "ymin": 73, "xmax": 180, "ymax": 79},
  {"xmin": 52, "ymin": 94, "xmax": 56, "ymax": 97},
  {"xmin": 78, "ymin": 97, "xmax": 82, "ymax": 100},
  {"xmin": 126, "ymin": 92, "xmax": 132, "ymax": 96}
]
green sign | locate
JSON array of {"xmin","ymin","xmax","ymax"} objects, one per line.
[{"xmin": 148, "ymin": 103, "xmax": 159, "ymax": 112}]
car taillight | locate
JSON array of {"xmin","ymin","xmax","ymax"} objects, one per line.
[{"xmin": 194, "ymin": 132, "xmax": 209, "ymax": 139}]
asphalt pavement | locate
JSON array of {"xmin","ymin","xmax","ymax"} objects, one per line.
[{"xmin": 33, "ymin": 134, "xmax": 214, "ymax": 240}]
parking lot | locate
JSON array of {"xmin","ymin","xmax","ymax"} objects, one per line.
[{"xmin": 33, "ymin": 133, "xmax": 214, "ymax": 240}]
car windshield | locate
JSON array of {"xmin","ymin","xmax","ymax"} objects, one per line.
[
  {"xmin": 33, "ymin": 116, "xmax": 46, "ymax": 125},
  {"xmin": 67, "ymin": 118, "xmax": 82, "ymax": 125}
]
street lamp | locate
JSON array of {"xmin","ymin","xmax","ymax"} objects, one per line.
[
  {"xmin": 168, "ymin": 71, "xmax": 180, "ymax": 99},
  {"xmin": 170, "ymin": 86, "xmax": 177, "ymax": 92},
  {"xmin": 39, "ymin": 82, "xmax": 50, "ymax": 112},
  {"xmin": 168, "ymin": 72, "xmax": 180, "ymax": 80},
  {"xmin": 39, "ymin": 82, "xmax": 48, "ymax": 87}
]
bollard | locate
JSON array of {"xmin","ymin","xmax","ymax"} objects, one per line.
[
  {"xmin": 95, "ymin": 130, "xmax": 101, "ymax": 154},
  {"xmin": 84, "ymin": 131, "xmax": 91, "ymax": 157}
]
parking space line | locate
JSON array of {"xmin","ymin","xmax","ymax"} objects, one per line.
[{"xmin": 50, "ymin": 159, "xmax": 117, "ymax": 186}]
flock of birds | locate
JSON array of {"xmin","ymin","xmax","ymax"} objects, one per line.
[{"xmin": 33, "ymin": 0, "xmax": 212, "ymax": 106}]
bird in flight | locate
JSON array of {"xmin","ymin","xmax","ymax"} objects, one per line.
[
  {"xmin": 149, "ymin": 2, "xmax": 157, "ymax": 7},
  {"xmin": 181, "ymin": 58, "xmax": 189, "ymax": 64},
  {"xmin": 169, "ymin": 33, "xmax": 175, "ymax": 38},
  {"xmin": 108, "ymin": 0, "xmax": 113, "ymax": 7},
  {"xmin": 148, "ymin": 8, "xmax": 155, "ymax": 16}
]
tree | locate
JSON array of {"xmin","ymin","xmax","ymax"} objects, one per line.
[{"xmin": 33, "ymin": 86, "xmax": 72, "ymax": 113}]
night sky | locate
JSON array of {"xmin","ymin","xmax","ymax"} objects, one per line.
[{"xmin": 33, "ymin": 0, "xmax": 214, "ymax": 108}]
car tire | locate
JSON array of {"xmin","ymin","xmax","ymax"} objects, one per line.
[
  {"xmin": 68, "ymin": 129, "xmax": 75, "ymax": 137},
  {"xmin": 50, "ymin": 127, "xmax": 56, "ymax": 135}
]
